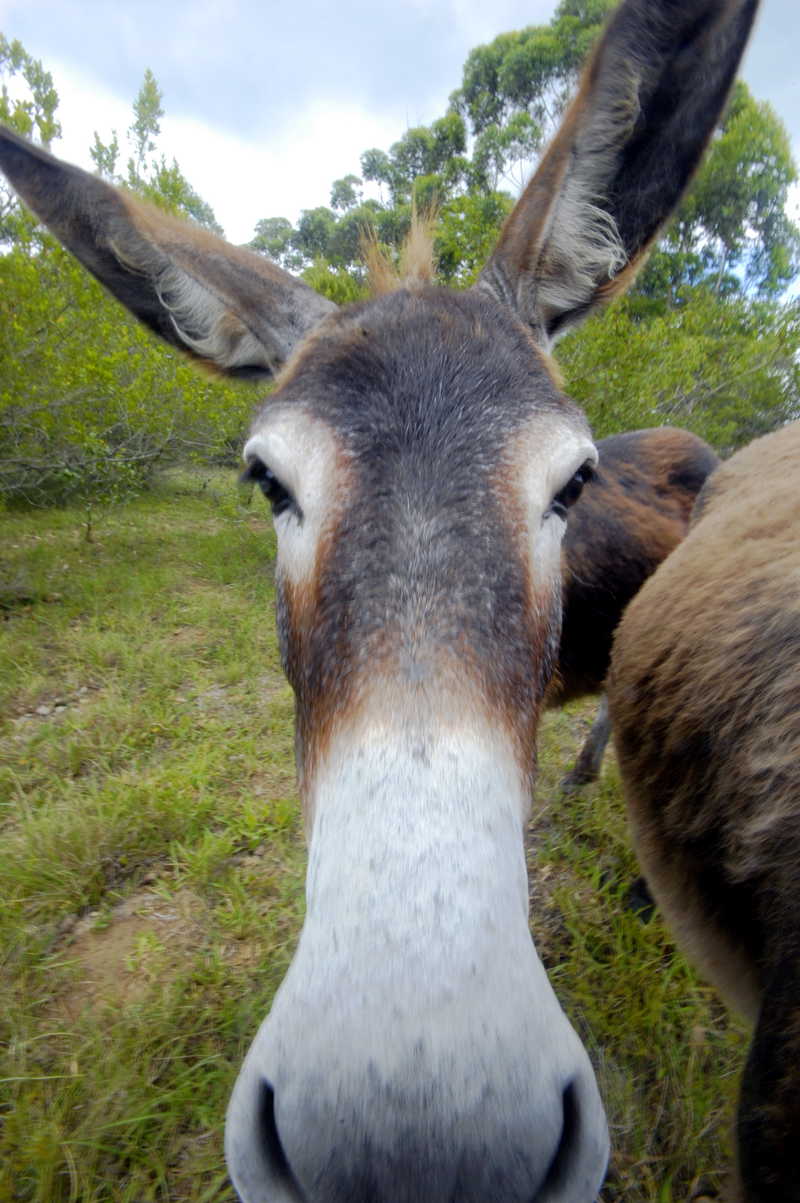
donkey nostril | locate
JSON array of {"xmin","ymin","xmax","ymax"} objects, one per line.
[
  {"xmin": 257, "ymin": 1079, "xmax": 307, "ymax": 1201},
  {"xmin": 538, "ymin": 1079, "xmax": 581, "ymax": 1196}
]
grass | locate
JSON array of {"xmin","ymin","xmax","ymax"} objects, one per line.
[
  {"xmin": 0, "ymin": 472, "xmax": 747, "ymax": 1202},
  {"xmin": 530, "ymin": 711, "xmax": 747, "ymax": 1201},
  {"xmin": 1, "ymin": 472, "xmax": 304, "ymax": 1202}
]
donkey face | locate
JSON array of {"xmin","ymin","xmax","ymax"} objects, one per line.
[
  {"xmin": 231, "ymin": 287, "xmax": 600, "ymax": 1202},
  {"xmin": 247, "ymin": 287, "xmax": 594, "ymax": 787},
  {"xmin": 0, "ymin": 1, "xmax": 758, "ymax": 1199}
]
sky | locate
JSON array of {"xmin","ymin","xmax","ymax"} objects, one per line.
[{"xmin": 1, "ymin": 0, "xmax": 798, "ymax": 246}]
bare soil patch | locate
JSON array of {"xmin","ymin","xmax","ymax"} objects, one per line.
[{"xmin": 55, "ymin": 887, "xmax": 209, "ymax": 1019}]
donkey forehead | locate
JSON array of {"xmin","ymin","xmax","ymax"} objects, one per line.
[{"xmin": 253, "ymin": 286, "xmax": 589, "ymax": 462}]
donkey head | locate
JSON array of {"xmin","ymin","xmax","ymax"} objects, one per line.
[{"xmin": 0, "ymin": 1, "xmax": 758, "ymax": 1199}]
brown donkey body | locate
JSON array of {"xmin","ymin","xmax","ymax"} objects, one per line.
[
  {"xmin": 0, "ymin": 1, "xmax": 758, "ymax": 1199},
  {"xmin": 608, "ymin": 420, "xmax": 800, "ymax": 1201},
  {"xmin": 553, "ymin": 426, "xmax": 719, "ymax": 788}
]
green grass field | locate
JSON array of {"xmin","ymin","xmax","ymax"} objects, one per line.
[{"xmin": 0, "ymin": 473, "xmax": 747, "ymax": 1202}]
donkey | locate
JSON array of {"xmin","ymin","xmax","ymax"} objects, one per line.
[
  {"xmin": 608, "ymin": 420, "xmax": 800, "ymax": 1201},
  {"xmin": 0, "ymin": 1, "xmax": 758, "ymax": 1199},
  {"xmin": 553, "ymin": 426, "xmax": 719, "ymax": 790}
]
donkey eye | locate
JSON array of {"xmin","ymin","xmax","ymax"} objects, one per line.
[
  {"xmin": 241, "ymin": 457, "xmax": 299, "ymax": 520},
  {"xmin": 549, "ymin": 461, "xmax": 595, "ymax": 521}
]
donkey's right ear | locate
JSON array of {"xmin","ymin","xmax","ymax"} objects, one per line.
[{"xmin": 0, "ymin": 126, "xmax": 336, "ymax": 379}]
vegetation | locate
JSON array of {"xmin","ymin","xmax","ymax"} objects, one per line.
[
  {"xmin": 1, "ymin": 476, "xmax": 749, "ymax": 1202},
  {"xmin": 2, "ymin": 1, "xmax": 800, "ymax": 508},
  {"xmin": 560, "ymin": 290, "xmax": 800, "ymax": 451},
  {"xmin": 0, "ymin": 43, "xmax": 253, "ymax": 512},
  {"xmin": 246, "ymin": 2, "xmax": 800, "ymax": 452},
  {"xmin": 254, "ymin": 2, "xmax": 799, "ymax": 297},
  {"xmin": 0, "ymin": 474, "xmax": 302, "ymax": 1202}
]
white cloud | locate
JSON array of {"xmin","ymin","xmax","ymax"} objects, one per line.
[
  {"xmin": 44, "ymin": 58, "xmax": 404, "ymax": 244},
  {"xmin": 49, "ymin": 60, "xmax": 133, "ymax": 163},
  {"xmin": 444, "ymin": 0, "xmax": 555, "ymax": 48},
  {"xmin": 159, "ymin": 102, "xmax": 407, "ymax": 243}
]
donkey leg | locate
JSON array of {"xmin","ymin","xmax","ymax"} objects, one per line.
[
  {"xmin": 737, "ymin": 957, "xmax": 800, "ymax": 1202},
  {"xmin": 561, "ymin": 694, "xmax": 611, "ymax": 792}
]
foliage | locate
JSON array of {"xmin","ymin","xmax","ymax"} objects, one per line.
[
  {"xmin": 361, "ymin": 112, "xmax": 469, "ymax": 204},
  {"xmin": 451, "ymin": 0, "xmax": 614, "ymax": 188},
  {"xmin": 250, "ymin": 215, "xmax": 300, "ymax": 269},
  {"xmin": 126, "ymin": 66, "xmax": 164, "ymax": 184},
  {"xmin": 0, "ymin": 35, "xmax": 60, "ymax": 246},
  {"xmin": 559, "ymin": 288, "xmax": 800, "ymax": 451},
  {"xmin": 435, "ymin": 190, "xmax": 514, "ymax": 284},
  {"xmin": 242, "ymin": 3, "xmax": 799, "ymax": 459},
  {"xmin": 244, "ymin": 0, "xmax": 617, "ymax": 278},
  {"xmin": 0, "ymin": 44, "xmax": 247, "ymax": 511},
  {"xmin": 91, "ymin": 69, "xmax": 222, "ymax": 234},
  {"xmin": 301, "ymin": 260, "xmax": 368, "ymax": 305},
  {"xmin": 3, "ymin": 11, "xmax": 800, "ymax": 517},
  {"xmin": 0, "ymin": 34, "xmax": 59, "ymax": 147},
  {"xmin": 330, "ymin": 173, "xmax": 363, "ymax": 212},
  {"xmin": 638, "ymin": 83, "xmax": 800, "ymax": 300},
  {"xmin": 0, "ymin": 240, "xmax": 255, "ymax": 511},
  {"xmin": 248, "ymin": 0, "xmax": 799, "ymax": 313}
]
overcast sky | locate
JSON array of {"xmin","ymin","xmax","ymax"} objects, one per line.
[{"xmin": 1, "ymin": 0, "xmax": 798, "ymax": 245}]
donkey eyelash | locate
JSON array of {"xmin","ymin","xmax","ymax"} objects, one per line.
[
  {"xmin": 548, "ymin": 460, "xmax": 596, "ymax": 521},
  {"xmin": 241, "ymin": 457, "xmax": 301, "ymax": 520}
]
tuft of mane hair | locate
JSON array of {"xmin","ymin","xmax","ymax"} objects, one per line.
[{"xmin": 363, "ymin": 210, "xmax": 436, "ymax": 296}]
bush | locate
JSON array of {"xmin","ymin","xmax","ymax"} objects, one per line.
[{"xmin": 0, "ymin": 238, "xmax": 257, "ymax": 507}]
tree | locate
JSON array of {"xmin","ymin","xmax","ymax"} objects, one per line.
[
  {"xmin": 638, "ymin": 84, "xmax": 800, "ymax": 299},
  {"xmin": 249, "ymin": 0, "xmax": 799, "ymax": 296},
  {"xmin": 0, "ymin": 46, "xmax": 251, "ymax": 510},
  {"xmin": 559, "ymin": 289, "xmax": 800, "ymax": 451},
  {"xmin": 0, "ymin": 35, "xmax": 60, "ymax": 147},
  {"xmin": 293, "ymin": 206, "xmax": 338, "ymax": 261},
  {"xmin": 243, "ymin": 2, "xmax": 799, "ymax": 457},
  {"xmin": 450, "ymin": 7, "xmax": 798, "ymax": 295},
  {"xmin": 90, "ymin": 128, "xmax": 119, "ymax": 179},
  {"xmin": 0, "ymin": 235, "xmax": 253, "ymax": 511},
  {"xmin": 0, "ymin": 36, "xmax": 60, "ymax": 245},
  {"xmin": 92, "ymin": 71, "xmax": 223, "ymax": 234},
  {"xmin": 435, "ymin": 190, "xmax": 513, "ymax": 284},
  {"xmin": 330, "ymin": 174, "xmax": 362, "ymax": 213},
  {"xmin": 361, "ymin": 113, "xmax": 468, "ymax": 206},
  {"xmin": 142, "ymin": 157, "xmax": 222, "ymax": 233},
  {"xmin": 250, "ymin": 216, "xmax": 300, "ymax": 269},
  {"xmin": 450, "ymin": 0, "xmax": 614, "ymax": 185},
  {"xmin": 127, "ymin": 67, "xmax": 164, "ymax": 187}
]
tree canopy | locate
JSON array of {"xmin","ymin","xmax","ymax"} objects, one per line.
[
  {"xmin": 249, "ymin": 0, "xmax": 798, "ymax": 303},
  {"xmin": 241, "ymin": 1, "xmax": 799, "ymax": 452}
]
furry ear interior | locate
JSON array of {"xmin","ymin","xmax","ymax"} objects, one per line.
[
  {"xmin": 479, "ymin": 0, "xmax": 760, "ymax": 344},
  {"xmin": 0, "ymin": 125, "xmax": 336, "ymax": 379}
]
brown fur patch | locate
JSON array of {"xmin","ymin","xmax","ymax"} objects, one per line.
[
  {"xmin": 609, "ymin": 421, "xmax": 800, "ymax": 1023},
  {"xmin": 363, "ymin": 211, "xmax": 436, "ymax": 296},
  {"xmin": 549, "ymin": 427, "xmax": 718, "ymax": 707}
]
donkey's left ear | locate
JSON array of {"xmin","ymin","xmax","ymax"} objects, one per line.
[
  {"xmin": 0, "ymin": 126, "xmax": 336, "ymax": 379},
  {"xmin": 479, "ymin": 0, "xmax": 760, "ymax": 344}
]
